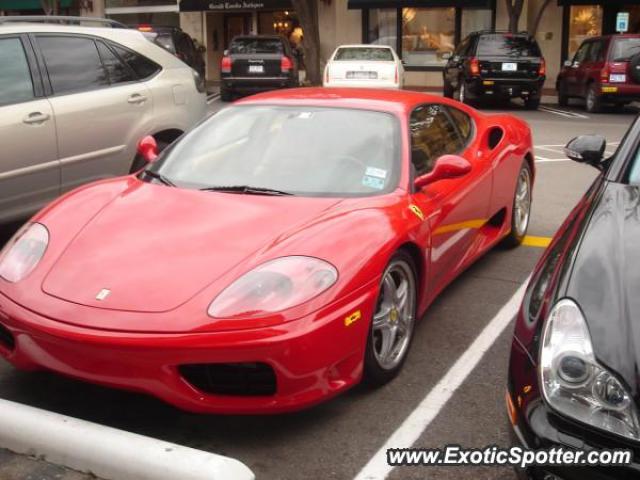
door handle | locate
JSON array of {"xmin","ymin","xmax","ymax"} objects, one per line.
[
  {"xmin": 23, "ymin": 112, "xmax": 50, "ymax": 125},
  {"xmin": 128, "ymin": 94, "xmax": 147, "ymax": 105}
]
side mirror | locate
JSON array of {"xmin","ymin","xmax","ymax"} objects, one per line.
[
  {"xmin": 564, "ymin": 60, "xmax": 573, "ymax": 67},
  {"xmin": 137, "ymin": 135, "xmax": 159, "ymax": 163},
  {"xmin": 441, "ymin": 51, "xmax": 453, "ymax": 61},
  {"xmin": 414, "ymin": 154, "xmax": 472, "ymax": 189},
  {"xmin": 564, "ymin": 135, "xmax": 606, "ymax": 169}
]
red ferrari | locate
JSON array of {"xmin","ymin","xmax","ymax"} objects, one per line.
[{"xmin": 0, "ymin": 89, "xmax": 534, "ymax": 414}]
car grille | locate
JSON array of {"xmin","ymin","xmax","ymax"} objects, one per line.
[
  {"xmin": 0, "ymin": 322, "xmax": 15, "ymax": 351},
  {"xmin": 179, "ymin": 362, "xmax": 277, "ymax": 396}
]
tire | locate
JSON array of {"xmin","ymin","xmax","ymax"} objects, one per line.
[
  {"xmin": 363, "ymin": 250, "xmax": 418, "ymax": 387},
  {"xmin": 502, "ymin": 161, "xmax": 532, "ymax": 248},
  {"xmin": 524, "ymin": 97, "xmax": 540, "ymax": 110},
  {"xmin": 557, "ymin": 81, "xmax": 569, "ymax": 107},
  {"xmin": 585, "ymin": 84, "xmax": 602, "ymax": 113},
  {"xmin": 220, "ymin": 87, "xmax": 232, "ymax": 102},
  {"xmin": 443, "ymin": 80, "xmax": 454, "ymax": 98},
  {"xmin": 455, "ymin": 79, "xmax": 469, "ymax": 105},
  {"xmin": 630, "ymin": 53, "xmax": 640, "ymax": 84}
]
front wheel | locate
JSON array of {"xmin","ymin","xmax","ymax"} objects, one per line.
[
  {"xmin": 524, "ymin": 97, "xmax": 540, "ymax": 110},
  {"xmin": 364, "ymin": 251, "xmax": 418, "ymax": 386},
  {"xmin": 502, "ymin": 161, "xmax": 532, "ymax": 248}
]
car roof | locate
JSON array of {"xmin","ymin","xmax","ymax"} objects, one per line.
[
  {"xmin": 337, "ymin": 44, "xmax": 393, "ymax": 49},
  {"xmin": 234, "ymin": 87, "xmax": 468, "ymax": 117},
  {"xmin": 232, "ymin": 35, "xmax": 283, "ymax": 41},
  {"xmin": 0, "ymin": 22, "xmax": 143, "ymax": 39}
]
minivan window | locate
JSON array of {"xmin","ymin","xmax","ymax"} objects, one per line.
[
  {"xmin": 111, "ymin": 43, "xmax": 161, "ymax": 79},
  {"xmin": 96, "ymin": 41, "xmax": 136, "ymax": 84},
  {"xmin": 0, "ymin": 38, "xmax": 34, "ymax": 106},
  {"xmin": 334, "ymin": 47, "xmax": 394, "ymax": 61},
  {"xmin": 38, "ymin": 36, "xmax": 108, "ymax": 95},
  {"xmin": 230, "ymin": 38, "xmax": 283, "ymax": 55},
  {"xmin": 477, "ymin": 35, "xmax": 541, "ymax": 57},
  {"xmin": 610, "ymin": 38, "xmax": 640, "ymax": 62}
]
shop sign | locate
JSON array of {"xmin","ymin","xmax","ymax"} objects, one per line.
[{"xmin": 180, "ymin": 0, "xmax": 291, "ymax": 11}]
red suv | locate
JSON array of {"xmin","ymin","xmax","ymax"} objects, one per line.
[{"xmin": 557, "ymin": 34, "xmax": 640, "ymax": 113}]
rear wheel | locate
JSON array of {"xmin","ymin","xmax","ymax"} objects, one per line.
[
  {"xmin": 364, "ymin": 251, "xmax": 417, "ymax": 386},
  {"xmin": 455, "ymin": 80, "xmax": 470, "ymax": 105},
  {"xmin": 220, "ymin": 86, "xmax": 232, "ymax": 102},
  {"xmin": 585, "ymin": 84, "xmax": 602, "ymax": 113},
  {"xmin": 524, "ymin": 97, "xmax": 540, "ymax": 110},
  {"xmin": 443, "ymin": 80, "xmax": 454, "ymax": 98},
  {"xmin": 502, "ymin": 161, "xmax": 532, "ymax": 248}
]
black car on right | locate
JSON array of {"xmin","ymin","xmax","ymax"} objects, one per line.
[
  {"xmin": 443, "ymin": 31, "xmax": 546, "ymax": 109},
  {"xmin": 507, "ymin": 119, "xmax": 640, "ymax": 479}
]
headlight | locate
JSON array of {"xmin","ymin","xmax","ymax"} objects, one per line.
[
  {"xmin": 0, "ymin": 223, "xmax": 49, "ymax": 283},
  {"xmin": 208, "ymin": 256, "xmax": 338, "ymax": 319},
  {"xmin": 540, "ymin": 298, "xmax": 640, "ymax": 441}
]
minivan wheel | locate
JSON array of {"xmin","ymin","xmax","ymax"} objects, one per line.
[
  {"xmin": 364, "ymin": 251, "xmax": 418, "ymax": 387},
  {"xmin": 220, "ymin": 87, "xmax": 232, "ymax": 102},
  {"xmin": 585, "ymin": 84, "xmax": 602, "ymax": 113}
]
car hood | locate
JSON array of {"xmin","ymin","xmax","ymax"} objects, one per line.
[
  {"xmin": 42, "ymin": 181, "xmax": 342, "ymax": 313},
  {"xmin": 566, "ymin": 181, "xmax": 640, "ymax": 394}
]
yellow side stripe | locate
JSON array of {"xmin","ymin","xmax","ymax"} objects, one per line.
[{"xmin": 522, "ymin": 236, "xmax": 552, "ymax": 248}]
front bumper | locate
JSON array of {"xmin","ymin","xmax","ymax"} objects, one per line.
[
  {"xmin": 507, "ymin": 394, "xmax": 640, "ymax": 480},
  {"xmin": 467, "ymin": 77, "xmax": 544, "ymax": 100},
  {"xmin": 597, "ymin": 83, "xmax": 640, "ymax": 103},
  {"xmin": 0, "ymin": 284, "xmax": 378, "ymax": 414}
]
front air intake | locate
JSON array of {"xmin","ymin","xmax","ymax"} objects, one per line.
[{"xmin": 179, "ymin": 362, "xmax": 277, "ymax": 396}]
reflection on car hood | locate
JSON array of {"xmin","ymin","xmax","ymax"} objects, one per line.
[
  {"xmin": 566, "ymin": 181, "xmax": 640, "ymax": 395},
  {"xmin": 42, "ymin": 181, "xmax": 342, "ymax": 313}
]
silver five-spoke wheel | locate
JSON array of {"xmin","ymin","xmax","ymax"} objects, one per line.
[
  {"xmin": 371, "ymin": 258, "xmax": 416, "ymax": 371},
  {"xmin": 513, "ymin": 166, "xmax": 531, "ymax": 238}
]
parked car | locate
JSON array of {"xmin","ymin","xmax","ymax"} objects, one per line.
[
  {"xmin": 443, "ymin": 31, "xmax": 546, "ymax": 110},
  {"xmin": 557, "ymin": 34, "xmax": 640, "ymax": 113},
  {"xmin": 135, "ymin": 24, "xmax": 206, "ymax": 80},
  {"xmin": 323, "ymin": 44, "xmax": 404, "ymax": 89},
  {"xmin": 507, "ymin": 122, "xmax": 640, "ymax": 479},
  {"xmin": 0, "ymin": 19, "xmax": 207, "ymax": 224},
  {"xmin": 0, "ymin": 88, "xmax": 534, "ymax": 414},
  {"xmin": 220, "ymin": 35, "xmax": 299, "ymax": 102}
]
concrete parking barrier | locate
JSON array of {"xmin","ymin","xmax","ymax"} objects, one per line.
[{"xmin": 0, "ymin": 398, "xmax": 254, "ymax": 480}]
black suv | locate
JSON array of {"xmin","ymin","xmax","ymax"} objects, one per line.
[
  {"xmin": 443, "ymin": 31, "xmax": 546, "ymax": 109},
  {"xmin": 135, "ymin": 25, "xmax": 205, "ymax": 79},
  {"xmin": 220, "ymin": 35, "xmax": 299, "ymax": 101}
]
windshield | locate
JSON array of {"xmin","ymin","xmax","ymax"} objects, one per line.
[
  {"xmin": 150, "ymin": 106, "xmax": 400, "ymax": 197},
  {"xmin": 230, "ymin": 38, "xmax": 283, "ymax": 55},
  {"xmin": 335, "ymin": 47, "xmax": 394, "ymax": 61},
  {"xmin": 611, "ymin": 38, "xmax": 640, "ymax": 62},
  {"xmin": 477, "ymin": 35, "xmax": 541, "ymax": 57}
]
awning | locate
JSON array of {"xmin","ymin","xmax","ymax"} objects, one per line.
[
  {"xmin": 557, "ymin": 0, "xmax": 640, "ymax": 4},
  {"xmin": 348, "ymin": 0, "xmax": 491, "ymax": 9},
  {"xmin": 0, "ymin": 0, "xmax": 72, "ymax": 9},
  {"xmin": 180, "ymin": 0, "xmax": 291, "ymax": 12}
]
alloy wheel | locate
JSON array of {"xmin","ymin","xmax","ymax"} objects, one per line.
[{"xmin": 513, "ymin": 166, "xmax": 532, "ymax": 237}]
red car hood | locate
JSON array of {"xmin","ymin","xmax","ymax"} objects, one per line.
[{"xmin": 42, "ymin": 183, "xmax": 342, "ymax": 313}]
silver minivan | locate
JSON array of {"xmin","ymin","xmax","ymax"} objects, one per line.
[{"xmin": 0, "ymin": 22, "xmax": 207, "ymax": 223}]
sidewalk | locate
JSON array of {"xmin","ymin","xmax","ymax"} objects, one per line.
[{"xmin": 0, "ymin": 449, "xmax": 99, "ymax": 480}]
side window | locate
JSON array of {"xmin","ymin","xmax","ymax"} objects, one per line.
[
  {"xmin": 37, "ymin": 35, "xmax": 108, "ymax": 95},
  {"xmin": 0, "ymin": 37, "xmax": 34, "ymax": 106},
  {"xmin": 110, "ymin": 43, "xmax": 161, "ymax": 80},
  {"xmin": 410, "ymin": 104, "xmax": 463, "ymax": 177},
  {"xmin": 456, "ymin": 37, "xmax": 469, "ymax": 57},
  {"xmin": 588, "ymin": 41, "xmax": 603, "ymax": 62},
  {"xmin": 96, "ymin": 41, "xmax": 135, "ymax": 84},
  {"xmin": 573, "ymin": 42, "xmax": 591, "ymax": 64},
  {"xmin": 446, "ymin": 106, "xmax": 473, "ymax": 144}
]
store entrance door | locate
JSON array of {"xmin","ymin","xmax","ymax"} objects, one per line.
[{"xmin": 224, "ymin": 13, "xmax": 252, "ymax": 49}]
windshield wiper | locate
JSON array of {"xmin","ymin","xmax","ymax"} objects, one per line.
[
  {"xmin": 200, "ymin": 185, "xmax": 294, "ymax": 196},
  {"xmin": 143, "ymin": 170, "xmax": 176, "ymax": 187}
]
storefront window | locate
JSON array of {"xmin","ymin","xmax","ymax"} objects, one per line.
[
  {"xmin": 568, "ymin": 5, "xmax": 602, "ymax": 60},
  {"xmin": 461, "ymin": 9, "xmax": 492, "ymax": 40},
  {"xmin": 402, "ymin": 8, "xmax": 455, "ymax": 68},
  {"xmin": 368, "ymin": 8, "xmax": 397, "ymax": 50}
]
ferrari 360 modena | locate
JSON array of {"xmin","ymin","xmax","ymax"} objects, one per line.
[{"xmin": 0, "ymin": 88, "xmax": 534, "ymax": 414}]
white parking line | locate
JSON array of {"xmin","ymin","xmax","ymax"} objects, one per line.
[
  {"xmin": 353, "ymin": 280, "xmax": 529, "ymax": 480},
  {"xmin": 0, "ymin": 398, "xmax": 254, "ymax": 480},
  {"xmin": 539, "ymin": 106, "xmax": 590, "ymax": 119}
]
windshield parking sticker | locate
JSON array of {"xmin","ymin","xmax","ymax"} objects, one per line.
[
  {"xmin": 362, "ymin": 175, "xmax": 385, "ymax": 190},
  {"xmin": 365, "ymin": 167, "xmax": 388, "ymax": 179}
]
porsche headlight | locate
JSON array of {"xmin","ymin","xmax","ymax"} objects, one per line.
[
  {"xmin": 540, "ymin": 298, "xmax": 640, "ymax": 441},
  {"xmin": 0, "ymin": 223, "xmax": 49, "ymax": 283},
  {"xmin": 208, "ymin": 256, "xmax": 338, "ymax": 319}
]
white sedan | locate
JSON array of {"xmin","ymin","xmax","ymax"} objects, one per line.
[{"xmin": 323, "ymin": 44, "xmax": 404, "ymax": 89}]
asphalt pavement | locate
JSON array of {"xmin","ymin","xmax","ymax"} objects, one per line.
[{"xmin": 0, "ymin": 97, "xmax": 636, "ymax": 480}]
